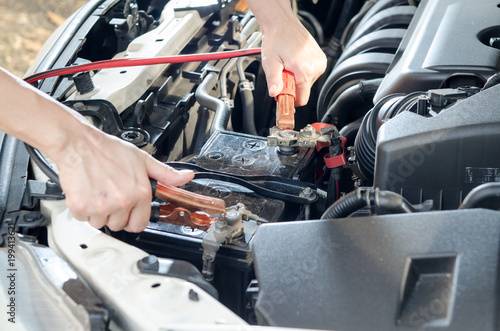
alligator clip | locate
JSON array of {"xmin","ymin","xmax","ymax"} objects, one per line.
[
  {"xmin": 150, "ymin": 181, "xmax": 226, "ymax": 231},
  {"xmin": 276, "ymin": 70, "xmax": 296, "ymax": 130}
]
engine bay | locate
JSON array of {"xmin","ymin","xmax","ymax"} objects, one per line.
[{"xmin": 2, "ymin": 0, "xmax": 500, "ymax": 330}]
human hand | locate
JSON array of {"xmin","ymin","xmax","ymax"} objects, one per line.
[
  {"xmin": 52, "ymin": 124, "xmax": 194, "ymax": 233},
  {"xmin": 0, "ymin": 67, "xmax": 193, "ymax": 233},
  {"xmin": 260, "ymin": 15, "xmax": 326, "ymax": 106}
]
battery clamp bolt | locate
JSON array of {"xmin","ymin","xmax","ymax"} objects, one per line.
[{"xmin": 267, "ymin": 124, "xmax": 330, "ymax": 149}]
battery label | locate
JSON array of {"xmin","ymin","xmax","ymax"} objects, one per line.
[{"xmin": 465, "ymin": 167, "xmax": 500, "ymax": 184}]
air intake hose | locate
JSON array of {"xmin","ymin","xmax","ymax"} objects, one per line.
[{"xmin": 321, "ymin": 187, "xmax": 433, "ymax": 219}]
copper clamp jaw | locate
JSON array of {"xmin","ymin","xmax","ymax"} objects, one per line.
[{"xmin": 150, "ymin": 182, "xmax": 226, "ymax": 231}]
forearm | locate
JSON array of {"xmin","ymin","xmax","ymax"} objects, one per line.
[
  {"xmin": 245, "ymin": 0, "xmax": 300, "ymax": 33},
  {"xmin": 0, "ymin": 67, "xmax": 90, "ymax": 160}
]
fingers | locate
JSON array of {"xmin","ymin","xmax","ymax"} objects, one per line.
[
  {"xmin": 123, "ymin": 178, "xmax": 152, "ymax": 232},
  {"xmin": 71, "ymin": 184, "xmax": 151, "ymax": 233},
  {"xmin": 65, "ymin": 191, "xmax": 108, "ymax": 229},
  {"xmin": 66, "ymin": 154, "xmax": 194, "ymax": 233},
  {"xmin": 259, "ymin": 18, "xmax": 327, "ymax": 107},
  {"xmin": 88, "ymin": 214, "xmax": 109, "ymax": 230},
  {"xmin": 143, "ymin": 152, "xmax": 194, "ymax": 186},
  {"xmin": 123, "ymin": 202, "xmax": 151, "ymax": 233},
  {"xmin": 106, "ymin": 208, "xmax": 132, "ymax": 232},
  {"xmin": 263, "ymin": 52, "xmax": 324, "ymax": 106},
  {"xmin": 55, "ymin": 123, "xmax": 196, "ymax": 234},
  {"xmin": 262, "ymin": 55, "xmax": 284, "ymax": 98},
  {"xmin": 295, "ymin": 80, "xmax": 312, "ymax": 107},
  {"xmin": 288, "ymin": 56, "xmax": 326, "ymax": 107},
  {"xmin": 69, "ymin": 181, "xmax": 152, "ymax": 232}
]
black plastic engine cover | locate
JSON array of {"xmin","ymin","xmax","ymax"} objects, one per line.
[
  {"xmin": 373, "ymin": 84, "xmax": 500, "ymax": 210},
  {"xmin": 375, "ymin": 0, "xmax": 500, "ymax": 102},
  {"xmin": 252, "ymin": 209, "xmax": 500, "ymax": 330}
]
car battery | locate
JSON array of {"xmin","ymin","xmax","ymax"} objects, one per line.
[
  {"xmin": 194, "ymin": 130, "xmax": 317, "ymax": 220},
  {"xmin": 195, "ymin": 130, "xmax": 316, "ymax": 180}
]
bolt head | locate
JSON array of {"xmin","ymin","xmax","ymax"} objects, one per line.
[
  {"xmin": 146, "ymin": 255, "xmax": 158, "ymax": 265},
  {"xmin": 225, "ymin": 210, "xmax": 241, "ymax": 224},
  {"xmin": 279, "ymin": 130, "xmax": 297, "ymax": 138},
  {"xmin": 23, "ymin": 212, "xmax": 40, "ymax": 223},
  {"xmin": 73, "ymin": 102, "xmax": 86, "ymax": 111},
  {"xmin": 215, "ymin": 220, "xmax": 228, "ymax": 231},
  {"xmin": 304, "ymin": 124, "xmax": 314, "ymax": 131}
]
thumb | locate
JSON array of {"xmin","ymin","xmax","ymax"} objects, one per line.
[
  {"xmin": 144, "ymin": 154, "xmax": 194, "ymax": 186},
  {"xmin": 262, "ymin": 56, "xmax": 284, "ymax": 98}
]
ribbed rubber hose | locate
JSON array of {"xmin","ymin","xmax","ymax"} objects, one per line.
[
  {"xmin": 321, "ymin": 188, "xmax": 368, "ymax": 219},
  {"xmin": 317, "ymin": 53, "xmax": 394, "ymax": 117},
  {"xmin": 337, "ymin": 28, "xmax": 406, "ymax": 65},
  {"xmin": 353, "ymin": 110, "xmax": 377, "ymax": 179},
  {"xmin": 321, "ymin": 187, "xmax": 432, "ymax": 219},
  {"xmin": 353, "ymin": 93, "xmax": 405, "ymax": 179},
  {"xmin": 357, "ymin": 0, "xmax": 410, "ymax": 27},
  {"xmin": 345, "ymin": 6, "xmax": 416, "ymax": 48},
  {"xmin": 321, "ymin": 78, "xmax": 383, "ymax": 124}
]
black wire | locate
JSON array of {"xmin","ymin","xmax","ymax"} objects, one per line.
[
  {"xmin": 166, "ymin": 162, "xmax": 318, "ymax": 205},
  {"xmin": 25, "ymin": 143, "xmax": 60, "ymax": 187}
]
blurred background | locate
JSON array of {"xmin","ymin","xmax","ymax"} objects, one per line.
[{"xmin": 0, "ymin": 0, "xmax": 87, "ymax": 78}]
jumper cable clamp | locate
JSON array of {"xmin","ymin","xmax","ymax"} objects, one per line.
[
  {"xmin": 275, "ymin": 70, "xmax": 296, "ymax": 130},
  {"xmin": 149, "ymin": 181, "xmax": 226, "ymax": 231}
]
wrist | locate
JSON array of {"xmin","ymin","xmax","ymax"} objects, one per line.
[
  {"xmin": 247, "ymin": 0, "xmax": 300, "ymax": 33},
  {"xmin": 41, "ymin": 115, "xmax": 96, "ymax": 165}
]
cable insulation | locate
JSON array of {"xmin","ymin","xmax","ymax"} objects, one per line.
[{"xmin": 24, "ymin": 48, "xmax": 262, "ymax": 84}]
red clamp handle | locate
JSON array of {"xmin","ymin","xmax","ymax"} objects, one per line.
[
  {"xmin": 275, "ymin": 70, "xmax": 296, "ymax": 130},
  {"xmin": 280, "ymin": 70, "xmax": 296, "ymax": 97},
  {"xmin": 274, "ymin": 70, "xmax": 296, "ymax": 101}
]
